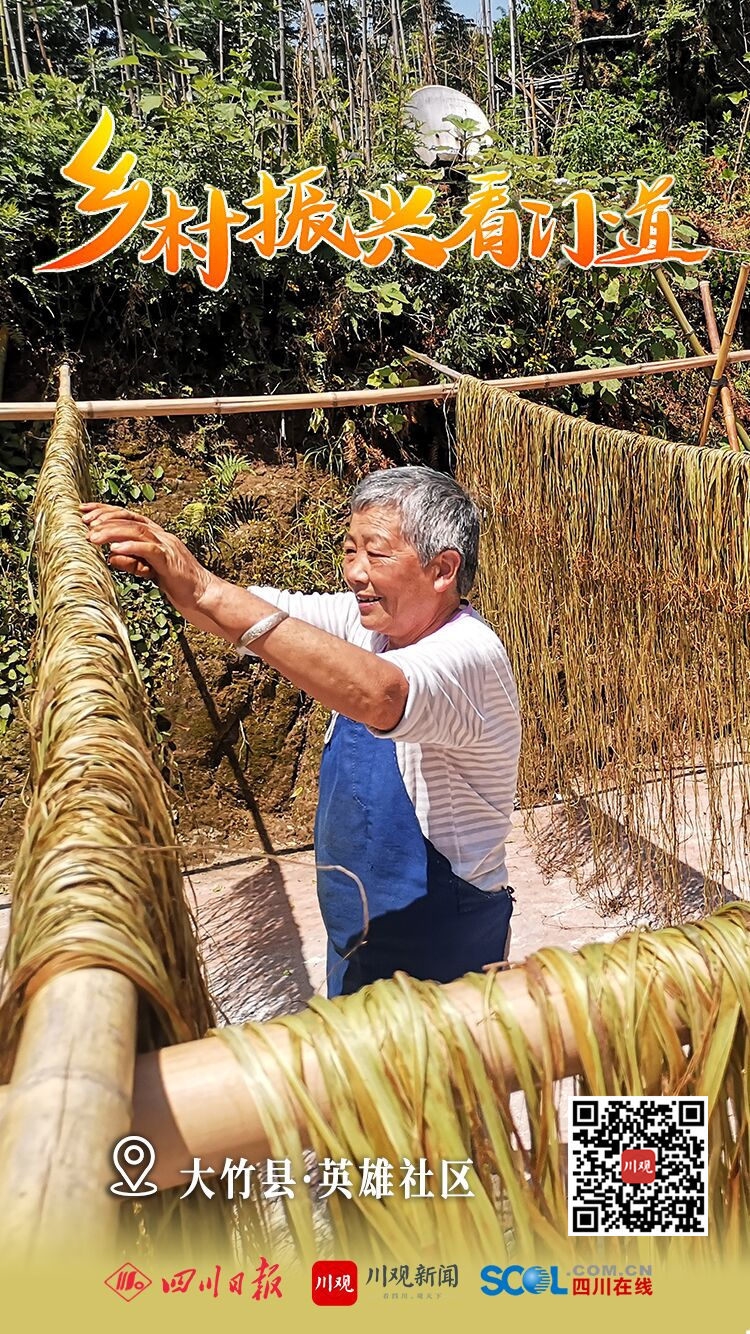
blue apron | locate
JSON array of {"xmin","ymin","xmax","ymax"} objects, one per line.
[{"xmin": 314, "ymin": 713, "xmax": 514, "ymax": 998}]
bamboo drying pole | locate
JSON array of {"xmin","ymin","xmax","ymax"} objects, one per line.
[
  {"xmin": 4, "ymin": 348, "xmax": 750, "ymax": 422},
  {"xmin": 653, "ymin": 265, "xmax": 707, "ymax": 360},
  {"xmin": 0, "ymin": 382, "xmax": 456, "ymax": 422},
  {"xmin": 700, "ymin": 280, "xmax": 742, "ymax": 451},
  {"xmin": 653, "ymin": 266, "xmax": 750, "ymax": 448},
  {"xmin": 0, "ymin": 364, "xmax": 140, "ymax": 1261},
  {"xmin": 698, "ymin": 262, "xmax": 750, "ymax": 447},
  {"xmin": 0, "ymin": 958, "xmax": 696, "ymax": 1192},
  {"xmin": 0, "ymin": 971, "xmax": 137, "ymax": 1256},
  {"xmin": 403, "ymin": 345, "xmax": 462, "ymax": 380}
]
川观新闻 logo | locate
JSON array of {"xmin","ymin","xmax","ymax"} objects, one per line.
[{"xmin": 312, "ymin": 1260, "xmax": 358, "ymax": 1306}]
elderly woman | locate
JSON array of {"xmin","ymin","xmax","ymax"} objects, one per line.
[{"xmin": 82, "ymin": 465, "xmax": 520, "ymax": 997}]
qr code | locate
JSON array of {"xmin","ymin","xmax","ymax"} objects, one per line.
[{"xmin": 568, "ymin": 1096, "xmax": 707, "ymax": 1236}]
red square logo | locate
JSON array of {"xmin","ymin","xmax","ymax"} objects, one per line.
[
  {"xmin": 312, "ymin": 1260, "xmax": 358, "ymax": 1306},
  {"xmin": 621, "ymin": 1149, "xmax": 656, "ymax": 1183}
]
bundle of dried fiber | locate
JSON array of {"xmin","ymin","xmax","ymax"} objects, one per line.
[
  {"xmin": 0, "ymin": 385, "xmax": 222, "ymax": 1251},
  {"xmin": 456, "ymin": 376, "xmax": 750, "ymax": 917},
  {"xmin": 217, "ymin": 900, "xmax": 750, "ymax": 1265}
]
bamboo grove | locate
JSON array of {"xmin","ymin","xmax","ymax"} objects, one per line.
[
  {"xmin": 0, "ymin": 0, "xmax": 499, "ymax": 161},
  {"xmin": 1, "ymin": 1, "xmax": 747, "ymax": 166}
]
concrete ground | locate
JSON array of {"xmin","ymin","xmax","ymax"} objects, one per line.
[
  {"xmin": 185, "ymin": 766, "xmax": 750, "ymax": 1023},
  {"xmin": 182, "ymin": 805, "xmax": 651, "ymax": 1026}
]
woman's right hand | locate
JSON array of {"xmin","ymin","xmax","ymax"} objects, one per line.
[{"xmin": 81, "ymin": 502, "xmax": 220, "ymax": 631}]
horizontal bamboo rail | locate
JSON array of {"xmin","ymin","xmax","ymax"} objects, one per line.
[
  {"xmin": 1, "ymin": 384, "xmax": 453, "ymax": 421},
  {"xmin": 4, "ymin": 348, "xmax": 750, "ymax": 422},
  {"xmin": 0, "ymin": 956, "xmax": 696, "ymax": 1192}
]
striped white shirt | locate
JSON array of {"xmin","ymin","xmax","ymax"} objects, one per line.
[{"xmin": 249, "ymin": 588, "xmax": 521, "ymax": 891}]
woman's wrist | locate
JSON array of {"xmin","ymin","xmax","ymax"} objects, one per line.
[{"xmin": 193, "ymin": 575, "xmax": 286, "ymax": 646}]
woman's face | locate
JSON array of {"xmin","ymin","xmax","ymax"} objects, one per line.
[{"xmin": 343, "ymin": 505, "xmax": 461, "ymax": 648}]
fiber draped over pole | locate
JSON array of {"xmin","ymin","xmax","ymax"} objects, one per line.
[
  {"xmin": 0, "ymin": 373, "xmax": 217, "ymax": 1256},
  {"xmin": 456, "ymin": 377, "xmax": 750, "ymax": 915},
  {"xmin": 203, "ymin": 903, "xmax": 750, "ymax": 1263}
]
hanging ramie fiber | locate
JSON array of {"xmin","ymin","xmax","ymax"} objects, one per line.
[{"xmin": 456, "ymin": 375, "xmax": 750, "ymax": 919}]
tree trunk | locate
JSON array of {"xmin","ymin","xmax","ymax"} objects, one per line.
[
  {"xmin": 341, "ymin": 13, "xmax": 356, "ymax": 142},
  {"xmin": 130, "ymin": 33, "xmax": 142, "ymax": 121},
  {"xmin": 388, "ymin": 0, "xmax": 402, "ymax": 75},
  {"xmin": 516, "ymin": 20, "xmax": 531, "ymax": 146},
  {"xmin": 277, "ymin": 0, "xmax": 287, "ymax": 152},
  {"xmin": 112, "ymin": 0, "xmax": 138, "ymax": 116},
  {"xmin": 320, "ymin": 0, "xmax": 330, "ymax": 81},
  {"xmin": 302, "ymin": 0, "xmax": 318, "ymax": 105},
  {"xmin": 0, "ymin": 0, "xmax": 15, "ymax": 88},
  {"xmin": 30, "ymin": 2, "xmax": 52, "ymax": 73},
  {"xmin": 418, "ymin": 0, "xmax": 436, "ymax": 84},
  {"xmin": 15, "ymin": 0, "xmax": 30, "ymax": 80},
  {"xmin": 359, "ymin": 0, "xmax": 371, "ymax": 164},
  {"xmin": 294, "ymin": 42, "xmax": 303, "ymax": 150},
  {"xmin": 303, "ymin": 0, "xmax": 326, "ymax": 86},
  {"xmin": 218, "ymin": 18, "xmax": 224, "ymax": 80},
  {"xmin": 162, "ymin": 0, "xmax": 178, "ymax": 98},
  {"xmin": 508, "ymin": 0, "xmax": 518, "ymax": 144},
  {"xmin": 111, "ymin": 0, "xmax": 126, "ymax": 60},
  {"xmin": 149, "ymin": 12, "xmax": 165, "ymax": 100},
  {"xmin": 174, "ymin": 21, "xmax": 192, "ymax": 102},
  {"xmin": 486, "ymin": 0, "xmax": 496, "ymax": 115},
  {"xmin": 479, "ymin": 0, "xmax": 491, "ymax": 113},
  {"xmin": 1, "ymin": 0, "xmax": 22, "ymax": 88},
  {"xmin": 83, "ymin": 3, "xmax": 96, "ymax": 91},
  {"xmin": 568, "ymin": 0, "xmax": 582, "ymax": 39}
]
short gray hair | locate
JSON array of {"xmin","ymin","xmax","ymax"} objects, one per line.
[{"xmin": 350, "ymin": 466, "xmax": 480, "ymax": 597}]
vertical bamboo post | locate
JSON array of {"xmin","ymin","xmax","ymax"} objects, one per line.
[
  {"xmin": 0, "ymin": 972, "xmax": 137, "ymax": 1259},
  {"xmin": 0, "ymin": 362, "xmax": 138, "ymax": 1259},
  {"xmin": 653, "ymin": 266, "xmax": 750, "ymax": 448},
  {"xmin": 698, "ymin": 262, "xmax": 750, "ymax": 447},
  {"xmin": 700, "ymin": 280, "xmax": 742, "ymax": 452}
]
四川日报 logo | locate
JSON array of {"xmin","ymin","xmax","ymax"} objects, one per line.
[{"xmin": 104, "ymin": 1262, "xmax": 152, "ymax": 1301}]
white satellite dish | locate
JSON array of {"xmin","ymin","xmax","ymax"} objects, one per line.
[{"xmin": 404, "ymin": 85, "xmax": 491, "ymax": 166}]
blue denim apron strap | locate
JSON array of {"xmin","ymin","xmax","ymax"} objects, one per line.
[{"xmin": 314, "ymin": 714, "xmax": 514, "ymax": 997}]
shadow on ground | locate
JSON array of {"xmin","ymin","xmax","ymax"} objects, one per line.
[
  {"xmin": 531, "ymin": 797, "xmax": 734, "ymax": 927},
  {"xmin": 194, "ymin": 860, "xmax": 315, "ymax": 1024}
]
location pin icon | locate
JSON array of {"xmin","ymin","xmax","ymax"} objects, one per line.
[{"xmin": 110, "ymin": 1135, "xmax": 158, "ymax": 1197}]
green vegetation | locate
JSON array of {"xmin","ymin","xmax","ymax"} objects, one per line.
[{"xmin": 0, "ymin": 0, "xmax": 749, "ymax": 750}]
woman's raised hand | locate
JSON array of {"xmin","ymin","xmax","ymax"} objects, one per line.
[{"xmin": 80, "ymin": 502, "xmax": 216, "ymax": 626}]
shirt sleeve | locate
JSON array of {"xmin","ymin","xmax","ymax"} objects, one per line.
[
  {"xmin": 246, "ymin": 587, "xmax": 360, "ymax": 640},
  {"xmin": 369, "ymin": 636, "xmax": 488, "ymax": 747}
]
